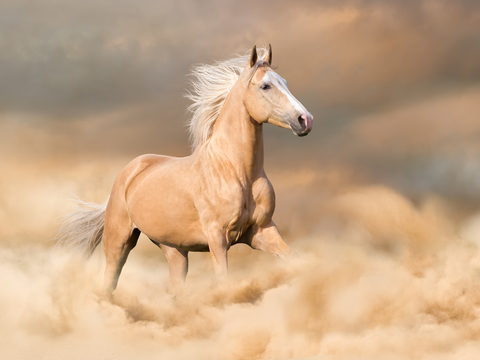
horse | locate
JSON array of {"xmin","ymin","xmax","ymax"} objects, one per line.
[{"xmin": 57, "ymin": 45, "xmax": 313, "ymax": 293}]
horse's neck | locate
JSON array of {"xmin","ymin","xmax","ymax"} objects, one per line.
[{"xmin": 207, "ymin": 84, "xmax": 264, "ymax": 182}]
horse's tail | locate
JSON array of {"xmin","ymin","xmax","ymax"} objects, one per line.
[{"xmin": 56, "ymin": 196, "xmax": 108, "ymax": 259}]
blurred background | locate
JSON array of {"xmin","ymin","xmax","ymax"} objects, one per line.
[{"xmin": 1, "ymin": 1, "xmax": 480, "ymax": 359}]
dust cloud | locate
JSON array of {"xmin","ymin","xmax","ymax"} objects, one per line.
[
  {"xmin": 2, "ymin": 157, "xmax": 480, "ymax": 360},
  {"xmin": 2, "ymin": 0, "xmax": 480, "ymax": 358}
]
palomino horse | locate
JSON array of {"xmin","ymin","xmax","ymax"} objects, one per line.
[{"xmin": 58, "ymin": 45, "xmax": 313, "ymax": 293}]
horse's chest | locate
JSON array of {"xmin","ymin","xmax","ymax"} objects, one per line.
[
  {"xmin": 224, "ymin": 177, "xmax": 275, "ymax": 241},
  {"xmin": 225, "ymin": 205, "xmax": 250, "ymax": 242}
]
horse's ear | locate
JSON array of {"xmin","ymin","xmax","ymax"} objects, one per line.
[
  {"xmin": 265, "ymin": 44, "xmax": 272, "ymax": 66},
  {"xmin": 249, "ymin": 45, "xmax": 257, "ymax": 68}
]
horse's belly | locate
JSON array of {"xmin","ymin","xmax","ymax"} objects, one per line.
[
  {"xmin": 135, "ymin": 212, "xmax": 209, "ymax": 251},
  {"xmin": 132, "ymin": 199, "xmax": 209, "ymax": 248},
  {"xmin": 127, "ymin": 183, "xmax": 209, "ymax": 251},
  {"xmin": 151, "ymin": 229, "xmax": 209, "ymax": 252}
]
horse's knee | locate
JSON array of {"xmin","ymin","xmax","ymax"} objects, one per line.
[
  {"xmin": 250, "ymin": 223, "xmax": 296, "ymax": 259},
  {"xmin": 104, "ymin": 227, "xmax": 140, "ymax": 254}
]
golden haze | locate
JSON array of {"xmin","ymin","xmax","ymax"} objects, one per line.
[{"xmin": 1, "ymin": 0, "xmax": 480, "ymax": 359}]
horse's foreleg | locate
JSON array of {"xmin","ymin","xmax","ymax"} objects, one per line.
[
  {"xmin": 158, "ymin": 244, "xmax": 189, "ymax": 292},
  {"xmin": 103, "ymin": 227, "xmax": 140, "ymax": 293},
  {"xmin": 249, "ymin": 221, "xmax": 297, "ymax": 259},
  {"xmin": 206, "ymin": 228, "xmax": 228, "ymax": 278}
]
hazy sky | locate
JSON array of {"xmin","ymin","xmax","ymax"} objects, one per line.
[{"xmin": 2, "ymin": 0, "xmax": 480, "ymax": 199}]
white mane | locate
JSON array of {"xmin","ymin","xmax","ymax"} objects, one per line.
[{"xmin": 185, "ymin": 47, "xmax": 269, "ymax": 151}]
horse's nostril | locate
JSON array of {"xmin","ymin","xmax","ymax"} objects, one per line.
[{"xmin": 298, "ymin": 115, "xmax": 305, "ymax": 128}]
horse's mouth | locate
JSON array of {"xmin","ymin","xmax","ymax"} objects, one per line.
[
  {"xmin": 294, "ymin": 129, "xmax": 311, "ymax": 137},
  {"xmin": 296, "ymin": 129, "xmax": 311, "ymax": 137}
]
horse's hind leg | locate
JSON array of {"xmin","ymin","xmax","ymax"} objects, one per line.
[{"xmin": 103, "ymin": 224, "xmax": 141, "ymax": 294}]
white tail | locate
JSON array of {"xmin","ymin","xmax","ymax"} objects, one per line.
[{"xmin": 56, "ymin": 197, "xmax": 108, "ymax": 259}]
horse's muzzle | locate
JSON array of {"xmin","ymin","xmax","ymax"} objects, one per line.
[{"xmin": 293, "ymin": 112, "xmax": 313, "ymax": 137}]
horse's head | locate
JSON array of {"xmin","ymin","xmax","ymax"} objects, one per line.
[{"xmin": 243, "ymin": 45, "xmax": 313, "ymax": 137}]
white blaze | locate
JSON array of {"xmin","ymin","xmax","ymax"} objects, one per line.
[{"xmin": 263, "ymin": 71, "xmax": 307, "ymax": 115}]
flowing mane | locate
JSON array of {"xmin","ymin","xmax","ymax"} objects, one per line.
[{"xmin": 185, "ymin": 47, "xmax": 269, "ymax": 151}]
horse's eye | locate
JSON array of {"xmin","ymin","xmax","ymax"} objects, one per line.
[{"xmin": 260, "ymin": 84, "xmax": 271, "ymax": 90}]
